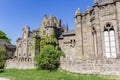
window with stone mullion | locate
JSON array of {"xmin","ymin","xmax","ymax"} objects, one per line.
[{"xmin": 104, "ymin": 30, "xmax": 116, "ymax": 58}]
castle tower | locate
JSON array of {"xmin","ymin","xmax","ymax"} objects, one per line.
[
  {"xmin": 40, "ymin": 13, "xmax": 62, "ymax": 38},
  {"xmin": 22, "ymin": 26, "xmax": 30, "ymax": 59},
  {"xmin": 74, "ymin": 8, "xmax": 83, "ymax": 59},
  {"xmin": 22, "ymin": 26, "xmax": 30, "ymax": 39}
]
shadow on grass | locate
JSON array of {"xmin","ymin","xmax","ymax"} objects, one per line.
[{"xmin": 0, "ymin": 69, "xmax": 4, "ymax": 73}]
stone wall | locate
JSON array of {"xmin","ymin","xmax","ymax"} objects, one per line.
[
  {"xmin": 60, "ymin": 58, "xmax": 120, "ymax": 75},
  {"xmin": 5, "ymin": 59, "xmax": 35, "ymax": 69}
]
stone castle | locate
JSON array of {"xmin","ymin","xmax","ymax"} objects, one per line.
[{"xmin": 5, "ymin": 0, "xmax": 120, "ymax": 75}]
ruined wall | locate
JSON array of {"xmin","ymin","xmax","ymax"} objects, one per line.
[{"xmin": 5, "ymin": 59, "xmax": 35, "ymax": 69}]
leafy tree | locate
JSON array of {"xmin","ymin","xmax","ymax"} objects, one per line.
[
  {"xmin": 0, "ymin": 30, "xmax": 10, "ymax": 72},
  {"xmin": 35, "ymin": 35, "xmax": 63, "ymax": 70},
  {"xmin": 0, "ymin": 45, "xmax": 7, "ymax": 71},
  {"xmin": 0, "ymin": 30, "xmax": 11, "ymax": 44},
  {"xmin": 35, "ymin": 45, "xmax": 63, "ymax": 70}
]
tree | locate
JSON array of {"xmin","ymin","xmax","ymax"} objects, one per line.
[
  {"xmin": 0, "ymin": 30, "xmax": 11, "ymax": 44},
  {"xmin": 0, "ymin": 30, "xmax": 10, "ymax": 72},
  {"xmin": 35, "ymin": 35, "xmax": 63, "ymax": 70},
  {"xmin": 35, "ymin": 45, "xmax": 63, "ymax": 70},
  {"xmin": 0, "ymin": 45, "xmax": 7, "ymax": 71}
]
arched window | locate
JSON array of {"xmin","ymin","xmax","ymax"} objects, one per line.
[
  {"xmin": 104, "ymin": 23, "xmax": 116, "ymax": 58},
  {"xmin": 92, "ymin": 27, "xmax": 97, "ymax": 57}
]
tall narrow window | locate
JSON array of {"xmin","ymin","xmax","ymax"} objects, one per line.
[
  {"xmin": 104, "ymin": 30, "xmax": 110, "ymax": 58},
  {"xmin": 110, "ymin": 29, "xmax": 116, "ymax": 58},
  {"xmin": 104, "ymin": 23, "xmax": 116, "ymax": 58},
  {"xmin": 92, "ymin": 27, "xmax": 97, "ymax": 57}
]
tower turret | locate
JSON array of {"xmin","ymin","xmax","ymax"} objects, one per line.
[
  {"xmin": 49, "ymin": 13, "xmax": 55, "ymax": 26},
  {"xmin": 39, "ymin": 14, "xmax": 63, "ymax": 38},
  {"xmin": 22, "ymin": 26, "xmax": 30, "ymax": 39},
  {"xmin": 22, "ymin": 26, "xmax": 30, "ymax": 59},
  {"xmin": 75, "ymin": 8, "xmax": 82, "ymax": 28},
  {"xmin": 86, "ymin": 6, "xmax": 91, "ymax": 13},
  {"xmin": 94, "ymin": 0, "xmax": 98, "ymax": 5}
]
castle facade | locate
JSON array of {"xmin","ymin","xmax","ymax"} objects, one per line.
[{"xmin": 6, "ymin": 0, "xmax": 120, "ymax": 75}]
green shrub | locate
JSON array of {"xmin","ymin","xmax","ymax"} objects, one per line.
[
  {"xmin": 35, "ymin": 45, "xmax": 63, "ymax": 70},
  {"xmin": 0, "ymin": 45, "xmax": 7, "ymax": 70}
]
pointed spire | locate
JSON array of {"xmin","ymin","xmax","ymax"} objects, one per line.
[
  {"xmin": 66, "ymin": 24, "xmax": 68, "ymax": 30},
  {"xmin": 42, "ymin": 14, "xmax": 47, "ymax": 26},
  {"xmin": 75, "ymin": 8, "xmax": 81, "ymax": 16},
  {"xmin": 49, "ymin": 13, "xmax": 53, "ymax": 19},
  {"xmin": 43, "ymin": 14, "xmax": 47, "ymax": 18},
  {"xmin": 94, "ymin": 0, "xmax": 98, "ymax": 5},
  {"xmin": 43, "ymin": 14, "xmax": 47, "ymax": 20},
  {"xmin": 86, "ymin": 6, "xmax": 90, "ymax": 13},
  {"xmin": 48, "ymin": 13, "xmax": 55, "ymax": 26}
]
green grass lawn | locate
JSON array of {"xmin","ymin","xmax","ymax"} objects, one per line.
[{"xmin": 0, "ymin": 69, "xmax": 119, "ymax": 80}]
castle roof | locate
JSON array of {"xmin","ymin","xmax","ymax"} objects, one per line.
[
  {"xmin": 99, "ymin": 0, "xmax": 114, "ymax": 5},
  {"xmin": 59, "ymin": 30, "xmax": 75, "ymax": 39},
  {"xmin": 0, "ymin": 40, "xmax": 16, "ymax": 49},
  {"xmin": 63, "ymin": 30, "xmax": 75, "ymax": 36},
  {"xmin": 0, "ymin": 40, "xmax": 9, "ymax": 45}
]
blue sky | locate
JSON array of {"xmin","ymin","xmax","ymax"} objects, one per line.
[{"xmin": 0, "ymin": 0, "xmax": 93, "ymax": 44}]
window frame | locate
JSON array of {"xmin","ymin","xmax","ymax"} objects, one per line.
[{"xmin": 104, "ymin": 24, "xmax": 117, "ymax": 58}]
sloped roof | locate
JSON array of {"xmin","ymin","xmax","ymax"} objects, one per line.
[
  {"xmin": 63, "ymin": 30, "xmax": 75, "ymax": 36},
  {"xmin": 59, "ymin": 30, "xmax": 75, "ymax": 39},
  {"xmin": 99, "ymin": 0, "xmax": 114, "ymax": 5},
  {"xmin": 0, "ymin": 40, "xmax": 16, "ymax": 49},
  {"xmin": 0, "ymin": 40, "xmax": 9, "ymax": 45}
]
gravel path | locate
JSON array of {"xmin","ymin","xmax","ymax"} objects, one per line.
[{"xmin": 0, "ymin": 78, "xmax": 9, "ymax": 80}]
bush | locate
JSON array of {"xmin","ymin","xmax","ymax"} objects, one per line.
[
  {"xmin": 0, "ymin": 45, "xmax": 7, "ymax": 70},
  {"xmin": 35, "ymin": 45, "xmax": 63, "ymax": 70}
]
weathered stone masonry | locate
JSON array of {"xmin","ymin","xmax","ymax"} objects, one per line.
[
  {"xmin": 6, "ymin": 14, "xmax": 68, "ymax": 69},
  {"xmin": 60, "ymin": 0, "xmax": 120, "ymax": 75}
]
